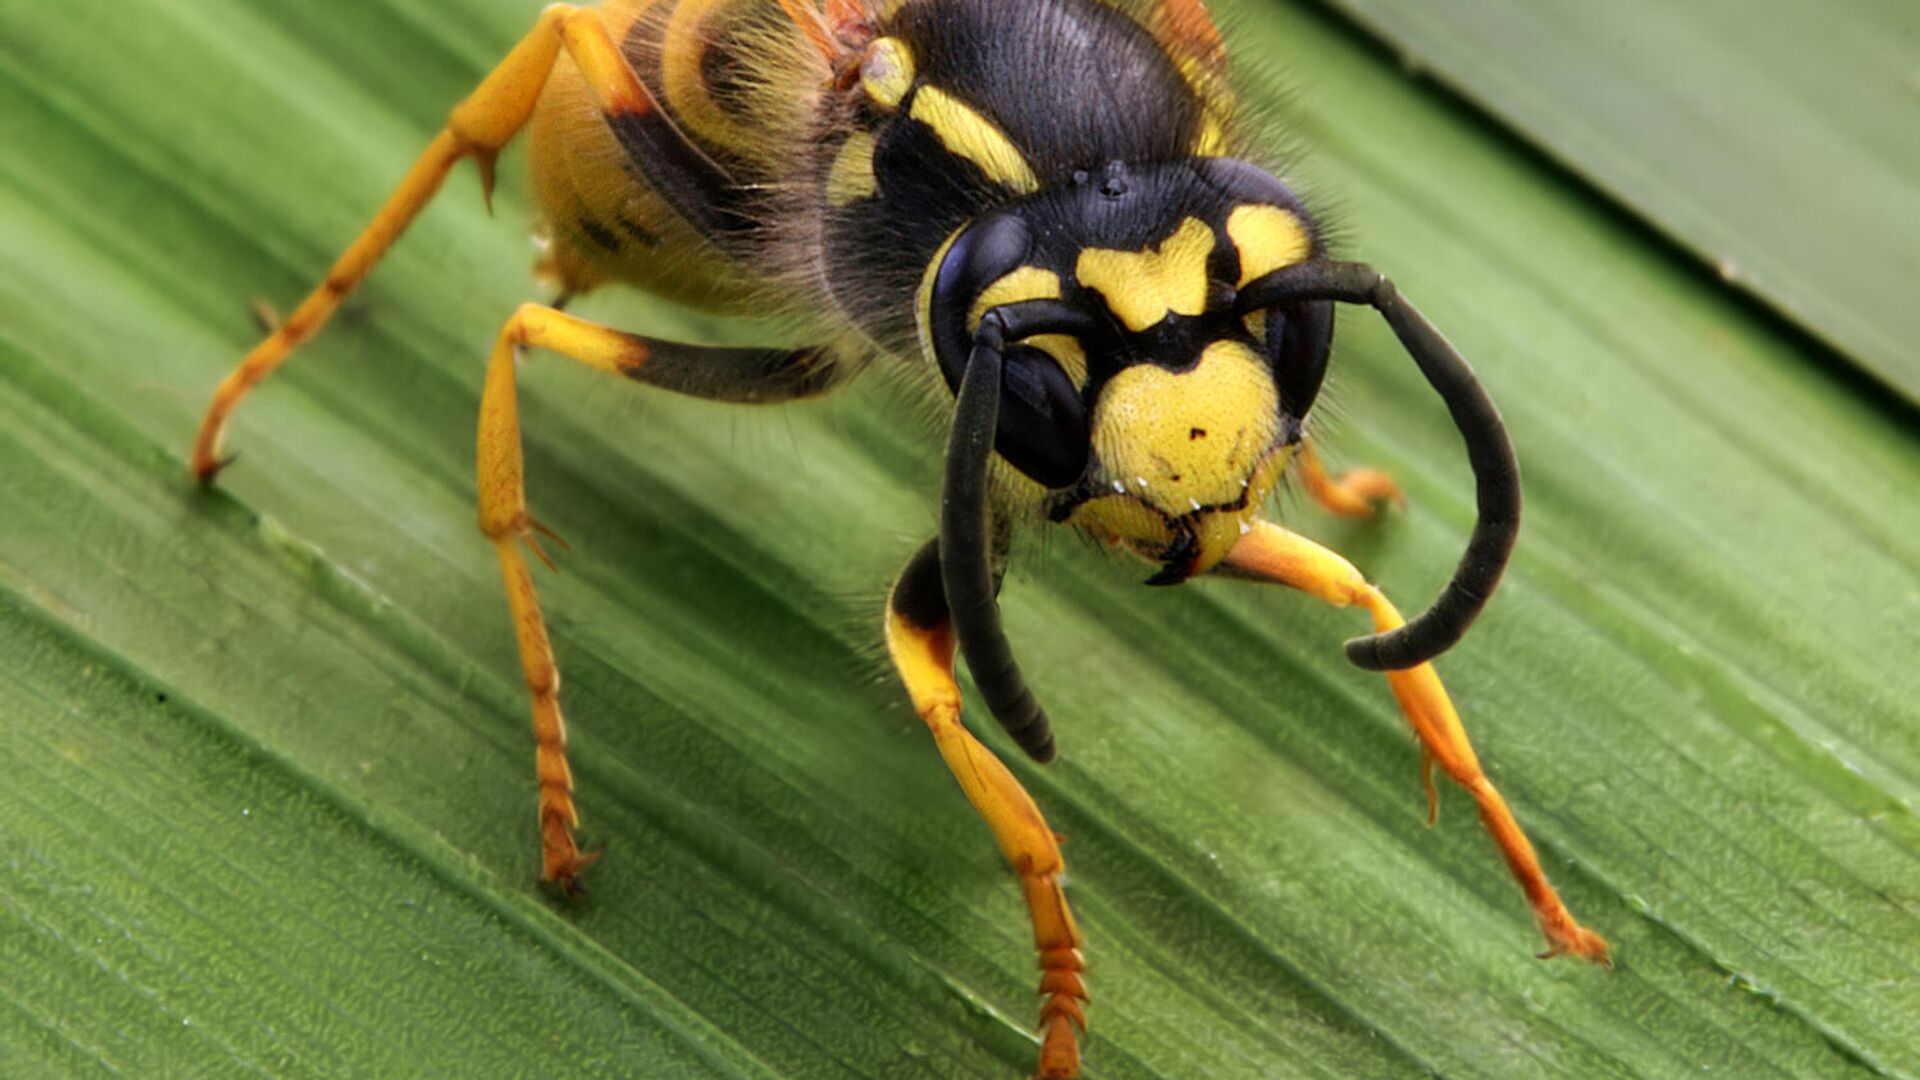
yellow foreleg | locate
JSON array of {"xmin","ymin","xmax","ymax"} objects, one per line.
[
  {"xmin": 1221, "ymin": 520, "xmax": 1610, "ymax": 964},
  {"xmin": 886, "ymin": 548, "xmax": 1088, "ymax": 1079}
]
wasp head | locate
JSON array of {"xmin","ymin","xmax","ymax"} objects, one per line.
[{"xmin": 924, "ymin": 158, "xmax": 1331, "ymax": 583}]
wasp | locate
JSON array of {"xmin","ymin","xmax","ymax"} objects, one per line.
[{"xmin": 191, "ymin": 1, "xmax": 1610, "ymax": 1074}]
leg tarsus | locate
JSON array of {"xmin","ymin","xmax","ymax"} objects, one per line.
[
  {"xmin": 1538, "ymin": 919, "xmax": 1612, "ymax": 966},
  {"xmin": 1034, "ymin": 931, "xmax": 1089, "ymax": 1078},
  {"xmin": 196, "ymin": 452, "xmax": 237, "ymax": 486},
  {"xmin": 1022, "ymin": 870, "xmax": 1088, "ymax": 1076},
  {"xmin": 491, "ymin": 528, "xmax": 594, "ymax": 893},
  {"xmin": 542, "ymin": 836, "xmax": 604, "ymax": 897},
  {"xmin": 1298, "ymin": 439, "xmax": 1404, "ymax": 519},
  {"xmin": 1038, "ymin": 1000, "xmax": 1086, "ymax": 1080}
]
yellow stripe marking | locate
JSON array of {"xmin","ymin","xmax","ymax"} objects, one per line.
[
  {"xmin": 1193, "ymin": 113, "xmax": 1229, "ymax": 156},
  {"xmin": 1075, "ymin": 217, "xmax": 1216, "ymax": 332},
  {"xmin": 1228, "ymin": 204, "xmax": 1311, "ymax": 285},
  {"xmin": 827, "ymin": 130, "xmax": 878, "ymax": 205},
  {"xmin": 914, "ymin": 224, "xmax": 968, "ymax": 371},
  {"xmin": 862, "ymin": 37, "xmax": 916, "ymax": 110},
  {"xmin": 967, "ymin": 266, "xmax": 1087, "ymax": 388},
  {"xmin": 967, "ymin": 267, "xmax": 1061, "ymax": 328},
  {"xmin": 662, "ymin": 0, "xmax": 759, "ymax": 157},
  {"xmin": 910, "ymin": 86, "xmax": 1040, "ymax": 194}
]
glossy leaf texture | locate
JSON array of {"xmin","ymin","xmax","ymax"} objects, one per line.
[
  {"xmin": 1312, "ymin": 0, "xmax": 1920, "ymax": 404},
  {"xmin": 1, "ymin": 1, "xmax": 1917, "ymax": 1077}
]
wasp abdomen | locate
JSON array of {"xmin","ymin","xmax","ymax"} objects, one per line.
[{"xmin": 527, "ymin": 0, "xmax": 823, "ymax": 311}]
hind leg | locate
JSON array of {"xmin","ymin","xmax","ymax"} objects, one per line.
[{"xmin": 192, "ymin": 4, "xmax": 660, "ymax": 479}]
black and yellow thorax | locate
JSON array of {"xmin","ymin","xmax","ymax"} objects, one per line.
[
  {"xmin": 818, "ymin": 0, "xmax": 1237, "ymax": 350},
  {"xmin": 528, "ymin": 0, "xmax": 1239, "ymax": 328}
]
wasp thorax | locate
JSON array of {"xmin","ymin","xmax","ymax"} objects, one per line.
[{"xmin": 1068, "ymin": 340, "xmax": 1291, "ymax": 578}]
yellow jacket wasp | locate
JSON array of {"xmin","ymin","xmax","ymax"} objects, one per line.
[{"xmin": 190, "ymin": 1, "xmax": 1610, "ymax": 1074}]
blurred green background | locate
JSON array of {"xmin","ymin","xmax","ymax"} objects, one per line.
[{"xmin": 2, "ymin": 1, "xmax": 1916, "ymax": 1076}]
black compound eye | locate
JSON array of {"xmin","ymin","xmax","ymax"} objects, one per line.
[
  {"xmin": 1266, "ymin": 300, "xmax": 1334, "ymax": 420},
  {"xmin": 994, "ymin": 345, "xmax": 1088, "ymax": 489}
]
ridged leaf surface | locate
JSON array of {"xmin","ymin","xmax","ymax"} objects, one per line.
[{"xmin": 1, "ymin": 1, "xmax": 1916, "ymax": 1077}]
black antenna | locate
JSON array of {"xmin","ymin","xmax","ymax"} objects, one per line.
[
  {"xmin": 1239, "ymin": 261, "xmax": 1520, "ymax": 671},
  {"xmin": 938, "ymin": 301, "xmax": 1102, "ymax": 760}
]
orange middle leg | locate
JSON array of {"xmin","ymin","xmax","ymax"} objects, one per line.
[
  {"xmin": 476, "ymin": 302, "xmax": 831, "ymax": 888},
  {"xmin": 474, "ymin": 303, "xmax": 648, "ymax": 889}
]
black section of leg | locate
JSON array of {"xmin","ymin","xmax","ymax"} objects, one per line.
[
  {"xmin": 889, "ymin": 538, "xmax": 949, "ymax": 631},
  {"xmin": 940, "ymin": 313, "xmax": 1056, "ymax": 764},
  {"xmin": 624, "ymin": 343, "xmax": 840, "ymax": 403},
  {"xmin": 1238, "ymin": 261, "xmax": 1521, "ymax": 671}
]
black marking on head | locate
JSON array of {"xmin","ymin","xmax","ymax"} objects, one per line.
[{"xmin": 824, "ymin": 0, "xmax": 1220, "ymax": 350}]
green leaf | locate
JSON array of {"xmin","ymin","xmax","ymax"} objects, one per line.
[
  {"xmin": 1308, "ymin": 0, "xmax": 1920, "ymax": 404},
  {"xmin": 2, "ymin": 1, "xmax": 1916, "ymax": 1077}
]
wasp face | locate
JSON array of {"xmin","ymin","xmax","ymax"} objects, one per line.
[{"xmin": 924, "ymin": 158, "xmax": 1334, "ymax": 582}]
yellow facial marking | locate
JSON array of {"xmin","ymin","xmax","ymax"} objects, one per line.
[
  {"xmin": 826, "ymin": 130, "xmax": 878, "ymax": 206},
  {"xmin": 1070, "ymin": 340, "xmax": 1285, "ymax": 571},
  {"xmin": 967, "ymin": 267, "xmax": 1087, "ymax": 388},
  {"xmin": 967, "ymin": 267, "xmax": 1060, "ymax": 328},
  {"xmin": 914, "ymin": 224, "xmax": 965, "ymax": 356},
  {"xmin": 1089, "ymin": 339, "xmax": 1280, "ymax": 513},
  {"xmin": 1075, "ymin": 218, "xmax": 1216, "ymax": 332},
  {"xmin": 909, "ymin": 86, "xmax": 1040, "ymax": 194},
  {"xmin": 861, "ymin": 37, "xmax": 916, "ymax": 110},
  {"xmin": 1228, "ymin": 204, "xmax": 1311, "ymax": 286}
]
